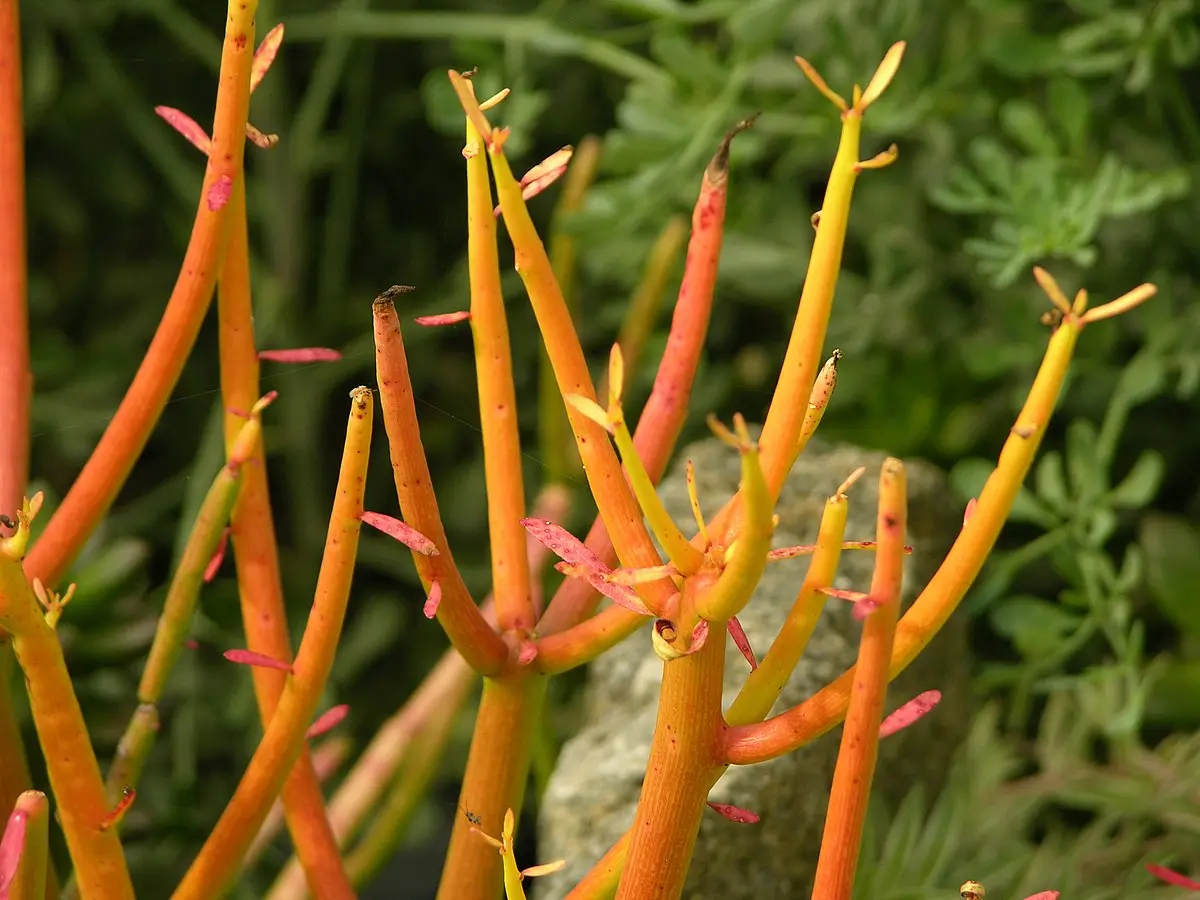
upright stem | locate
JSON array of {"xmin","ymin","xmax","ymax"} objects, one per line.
[
  {"xmin": 0, "ymin": 7, "xmax": 38, "ymax": 886},
  {"xmin": 465, "ymin": 118, "xmax": 534, "ymax": 633},
  {"xmin": 0, "ymin": 0, "xmax": 29, "ymax": 526},
  {"xmin": 23, "ymin": 0, "xmax": 258, "ymax": 588},
  {"xmin": 435, "ymin": 675, "xmax": 546, "ymax": 900},
  {"xmin": 616, "ymin": 577, "xmax": 726, "ymax": 900},
  {"xmin": 217, "ymin": 181, "xmax": 354, "ymax": 899}
]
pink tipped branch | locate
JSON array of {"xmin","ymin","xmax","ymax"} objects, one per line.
[
  {"xmin": 810, "ymin": 458, "xmax": 906, "ymax": 900},
  {"xmin": 170, "ymin": 387, "xmax": 373, "ymax": 900},
  {"xmin": 0, "ymin": 791, "xmax": 48, "ymax": 900},
  {"xmin": 218, "ymin": 181, "xmax": 353, "ymax": 898},
  {"xmin": 720, "ymin": 275, "xmax": 1155, "ymax": 765},
  {"xmin": 24, "ymin": 0, "xmax": 260, "ymax": 589},
  {"xmin": 372, "ymin": 289, "xmax": 510, "ymax": 674},
  {"xmin": 0, "ymin": 501, "xmax": 134, "ymax": 897},
  {"xmin": 537, "ymin": 120, "xmax": 746, "ymax": 638},
  {"xmin": 464, "ymin": 110, "xmax": 536, "ymax": 633},
  {"xmin": 878, "ymin": 689, "xmax": 941, "ymax": 739}
]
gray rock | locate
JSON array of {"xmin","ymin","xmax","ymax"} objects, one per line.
[{"xmin": 534, "ymin": 435, "xmax": 970, "ymax": 899}]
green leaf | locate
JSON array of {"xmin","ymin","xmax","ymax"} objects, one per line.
[
  {"xmin": 1047, "ymin": 77, "xmax": 1091, "ymax": 153},
  {"xmin": 989, "ymin": 595, "xmax": 1084, "ymax": 658},
  {"xmin": 1140, "ymin": 514, "xmax": 1200, "ymax": 637},
  {"xmin": 1107, "ymin": 450, "xmax": 1164, "ymax": 509},
  {"xmin": 1035, "ymin": 450, "xmax": 1070, "ymax": 515},
  {"xmin": 999, "ymin": 99, "xmax": 1059, "ymax": 157}
]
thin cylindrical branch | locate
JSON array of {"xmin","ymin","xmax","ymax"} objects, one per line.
[
  {"xmin": 218, "ymin": 181, "xmax": 354, "ymax": 899},
  {"xmin": 537, "ymin": 123, "xmax": 739, "ymax": 635},
  {"xmin": 0, "ymin": 0, "xmax": 29, "ymax": 529},
  {"xmin": 343, "ymin": 667, "xmax": 474, "ymax": 887},
  {"xmin": 721, "ymin": 317, "xmax": 1086, "ymax": 764},
  {"xmin": 486, "ymin": 143, "xmax": 671, "ymax": 617},
  {"xmin": 810, "ymin": 459, "xmax": 906, "ymax": 900},
  {"xmin": 24, "ymin": 0, "xmax": 260, "ymax": 588},
  {"xmin": 170, "ymin": 387, "xmax": 373, "ymax": 900},
  {"xmin": 0, "ymin": 512, "xmax": 134, "ymax": 897},
  {"xmin": 465, "ymin": 116, "xmax": 535, "ymax": 632},
  {"xmin": 2, "ymin": 790, "xmax": 49, "ymax": 900},
  {"xmin": 615, "ymin": 575, "xmax": 726, "ymax": 899},
  {"xmin": 725, "ymin": 485, "xmax": 850, "ymax": 726},
  {"xmin": 105, "ymin": 410, "xmax": 258, "ymax": 804},
  {"xmin": 372, "ymin": 291, "xmax": 510, "ymax": 674}
]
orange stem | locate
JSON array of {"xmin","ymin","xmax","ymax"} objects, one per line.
[
  {"xmin": 721, "ymin": 316, "xmax": 1083, "ymax": 764},
  {"xmin": 23, "ymin": 0, "xmax": 258, "ymax": 588},
  {"xmin": 171, "ymin": 387, "xmax": 372, "ymax": 900},
  {"xmin": 810, "ymin": 459, "xmax": 905, "ymax": 900},
  {"xmin": 217, "ymin": 183, "xmax": 354, "ymax": 898},
  {"xmin": 536, "ymin": 124, "xmax": 739, "ymax": 636},
  {"xmin": 465, "ymin": 116, "xmax": 534, "ymax": 633},
  {"xmin": 0, "ymin": 0, "xmax": 29, "ymax": 527},
  {"xmin": 372, "ymin": 290, "xmax": 510, "ymax": 674},
  {"xmin": 615, "ymin": 575, "xmax": 725, "ymax": 899}
]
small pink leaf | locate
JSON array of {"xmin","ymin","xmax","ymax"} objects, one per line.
[
  {"xmin": 963, "ymin": 497, "xmax": 977, "ymax": 527},
  {"xmin": 1147, "ymin": 864, "xmax": 1200, "ymax": 890},
  {"xmin": 360, "ymin": 512, "xmax": 439, "ymax": 556},
  {"xmin": 517, "ymin": 640, "xmax": 538, "ymax": 665},
  {"xmin": 851, "ymin": 596, "xmax": 883, "ymax": 620},
  {"xmin": 521, "ymin": 147, "xmax": 573, "ymax": 187},
  {"xmin": 521, "ymin": 860, "xmax": 567, "ymax": 878},
  {"xmin": 224, "ymin": 648, "xmax": 294, "ymax": 673},
  {"xmin": 687, "ymin": 619, "xmax": 710, "ymax": 654},
  {"xmin": 204, "ymin": 528, "xmax": 230, "ymax": 583},
  {"xmin": 767, "ymin": 544, "xmax": 817, "ymax": 560},
  {"xmin": 727, "ymin": 617, "xmax": 757, "ymax": 670},
  {"xmin": 707, "ymin": 801, "xmax": 760, "ymax": 824},
  {"xmin": 245, "ymin": 123, "xmax": 279, "ymax": 149},
  {"xmin": 879, "ymin": 690, "xmax": 942, "ymax": 738},
  {"xmin": 155, "ymin": 105, "xmax": 212, "ymax": 154},
  {"xmin": 493, "ymin": 167, "xmax": 569, "ymax": 218},
  {"xmin": 257, "ymin": 347, "xmax": 342, "ymax": 363},
  {"xmin": 525, "ymin": 517, "xmax": 654, "ymax": 616},
  {"xmin": 821, "ymin": 586, "xmax": 869, "ymax": 604},
  {"xmin": 415, "ymin": 311, "xmax": 472, "ymax": 327},
  {"xmin": 184, "ymin": 638, "xmax": 199, "ymax": 650},
  {"xmin": 307, "ymin": 704, "xmax": 350, "ymax": 739},
  {"xmin": 423, "ymin": 580, "xmax": 443, "ymax": 619},
  {"xmin": 207, "ymin": 174, "xmax": 233, "ymax": 211},
  {"xmin": 99, "ymin": 787, "xmax": 136, "ymax": 832},
  {"xmin": 250, "ymin": 23, "xmax": 285, "ymax": 94},
  {"xmin": 1020, "ymin": 893, "xmax": 1061, "ymax": 900},
  {"xmin": 0, "ymin": 809, "xmax": 28, "ymax": 895}
]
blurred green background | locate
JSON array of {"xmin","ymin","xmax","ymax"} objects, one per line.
[{"xmin": 14, "ymin": 0, "xmax": 1200, "ymax": 895}]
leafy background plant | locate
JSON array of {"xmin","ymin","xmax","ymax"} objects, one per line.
[{"xmin": 15, "ymin": 0, "xmax": 1200, "ymax": 894}]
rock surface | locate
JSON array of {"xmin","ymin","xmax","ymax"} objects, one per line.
[{"xmin": 534, "ymin": 436, "xmax": 971, "ymax": 899}]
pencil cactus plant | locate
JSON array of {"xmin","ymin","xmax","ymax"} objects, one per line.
[{"xmin": 0, "ymin": 1, "xmax": 1168, "ymax": 899}]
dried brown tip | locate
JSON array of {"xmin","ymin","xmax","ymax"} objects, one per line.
[
  {"xmin": 374, "ymin": 284, "xmax": 417, "ymax": 312},
  {"xmin": 707, "ymin": 112, "xmax": 760, "ymax": 183}
]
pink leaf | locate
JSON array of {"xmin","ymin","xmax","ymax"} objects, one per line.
[
  {"xmin": 526, "ymin": 516, "xmax": 654, "ymax": 617},
  {"xmin": 415, "ymin": 311, "xmax": 472, "ymax": 327},
  {"xmin": 517, "ymin": 640, "xmax": 538, "ymax": 665},
  {"xmin": 0, "ymin": 809, "xmax": 28, "ymax": 896},
  {"xmin": 727, "ymin": 617, "xmax": 757, "ymax": 670},
  {"xmin": 1147, "ymin": 864, "xmax": 1200, "ymax": 890},
  {"xmin": 250, "ymin": 23, "xmax": 285, "ymax": 94},
  {"xmin": 184, "ymin": 638, "xmax": 199, "ymax": 650},
  {"xmin": 688, "ymin": 619, "xmax": 710, "ymax": 654},
  {"xmin": 306, "ymin": 704, "xmax": 350, "ymax": 739},
  {"xmin": 207, "ymin": 174, "xmax": 233, "ymax": 211},
  {"xmin": 767, "ymin": 544, "xmax": 817, "ymax": 561},
  {"xmin": 360, "ymin": 512, "xmax": 439, "ymax": 556},
  {"xmin": 245, "ymin": 123, "xmax": 279, "ymax": 149},
  {"xmin": 154, "ymin": 105, "xmax": 212, "ymax": 154},
  {"xmin": 224, "ymin": 648, "xmax": 293, "ymax": 673},
  {"xmin": 963, "ymin": 497, "xmax": 977, "ymax": 527},
  {"xmin": 1020, "ymin": 893, "xmax": 1061, "ymax": 900},
  {"xmin": 493, "ymin": 163, "xmax": 570, "ymax": 217},
  {"xmin": 257, "ymin": 347, "xmax": 342, "ymax": 363},
  {"xmin": 204, "ymin": 528, "xmax": 230, "ymax": 583},
  {"xmin": 879, "ymin": 690, "xmax": 942, "ymax": 738},
  {"xmin": 99, "ymin": 787, "xmax": 136, "ymax": 832},
  {"xmin": 707, "ymin": 801, "xmax": 760, "ymax": 824},
  {"xmin": 852, "ymin": 596, "xmax": 883, "ymax": 620},
  {"xmin": 423, "ymin": 580, "xmax": 443, "ymax": 619}
]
